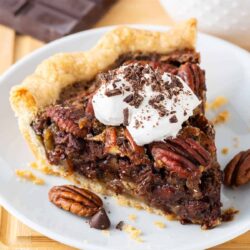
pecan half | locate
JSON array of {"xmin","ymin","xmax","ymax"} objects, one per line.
[
  {"xmin": 124, "ymin": 128, "xmax": 144, "ymax": 154},
  {"xmin": 49, "ymin": 185, "xmax": 103, "ymax": 217},
  {"xmin": 177, "ymin": 63, "xmax": 205, "ymax": 99},
  {"xmin": 223, "ymin": 149, "xmax": 250, "ymax": 187},
  {"xmin": 104, "ymin": 127, "xmax": 120, "ymax": 154},
  {"xmin": 151, "ymin": 137, "xmax": 210, "ymax": 178},
  {"xmin": 46, "ymin": 105, "xmax": 87, "ymax": 138},
  {"xmin": 85, "ymin": 96, "xmax": 95, "ymax": 117}
]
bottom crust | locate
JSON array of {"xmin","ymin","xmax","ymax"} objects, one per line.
[{"xmin": 33, "ymin": 159, "xmax": 221, "ymax": 228}]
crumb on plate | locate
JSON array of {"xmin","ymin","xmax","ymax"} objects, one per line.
[
  {"xmin": 233, "ymin": 137, "xmax": 240, "ymax": 148},
  {"xmin": 212, "ymin": 111, "xmax": 230, "ymax": 125},
  {"xmin": 101, "ymin": 230, "xmax": 110, "ymax": 236},
  {"xmin": 221, "ymin": 147, "xmax": 229, "ymax": 155},
  {"xmin": 128, "ymin": 214, "xmax": 137, "ymax": 221},
  {"xmin": 154, "ymin": 221, "xmax": 166, "ymax": 229},
  {"xmin": 15, "ymin": 169, "xmax": 45, "ymax": 185},
  {"xmin": 123, "ymin": 224, "xmax": 143, "ymax": 242},
  {"xmin": 206, "ymin": 96, "xmax": 228, "ymax": 111},
  {"xmin": 29, "ymin": 161, "xmax": 38, "ymax": 169},
  {"xmin": 221, "ymin": 208, "xmax": 239, "ymax": 222},
  {"xmin": 164, "ymin": 214, "xmax": 177, "ymax": 221},
  {"xmin": 29, "ymin": 161, "xmax": 58, "ymax": 175}
]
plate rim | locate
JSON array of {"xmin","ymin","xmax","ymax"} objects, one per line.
[{"xmin": 0, "ymin": 24, "xmax": 250, "ymax": 250}]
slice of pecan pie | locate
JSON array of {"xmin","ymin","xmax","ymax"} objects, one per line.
[{"xmin": 10, "ymin": 19, "xmax": 222, "ymax": 229}]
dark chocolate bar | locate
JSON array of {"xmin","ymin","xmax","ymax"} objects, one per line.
[{"xmin": 0, "ymin": 0, "xmax": 116, "ymax": 42}]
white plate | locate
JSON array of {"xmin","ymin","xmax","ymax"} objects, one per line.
[{"xmin": 0, "ymin": 25, "xmax": 250, "ymax": 250}]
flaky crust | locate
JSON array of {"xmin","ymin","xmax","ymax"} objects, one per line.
[
  {"xmin": 9, "ymin": 19, "xmax": 198, "ymax": 210},
  {"xmin": 10, "ymin": 19, "xmax": 196, "ymax": 116}
]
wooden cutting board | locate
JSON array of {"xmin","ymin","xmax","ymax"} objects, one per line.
[{"xmin": 0, "ymin": 0, "xmax": 249, "ymax": 249}]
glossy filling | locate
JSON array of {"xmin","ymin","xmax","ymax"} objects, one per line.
[{"xmin": 31, "ymin": 50, "xmax": 222, "ymax": 229}]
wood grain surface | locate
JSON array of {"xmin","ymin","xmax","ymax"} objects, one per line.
[{"xmin": 0, "ymin": 0, "xmax": 249, "ymax": 249}]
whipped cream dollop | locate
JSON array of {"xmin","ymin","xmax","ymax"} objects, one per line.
[{"xmin": 92, "ymin": 63, "xmax": 200, "ymax": 146}]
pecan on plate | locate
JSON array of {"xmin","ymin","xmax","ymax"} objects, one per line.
[
  {"xmin": 49, "ymin": 185, "xmax": 103, "ymax": 217},
  {"xmin": 223, "ymin": 149, "xmax": 250, "ymax": 187},
  {"xmin": 151, "ymin": 137, "xmax": 210, "ymax": 179}
]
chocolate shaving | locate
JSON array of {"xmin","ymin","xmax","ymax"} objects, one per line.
[
  {"xmin": 149, "ymin": 97, "xmax": 167, "ymax": 117},
  {"xmin": 170, "ymin": 74, "xmax": 183, "ymax": 88},
  {"xmin": 101, "ymin": 63, "xmax": 190, "ymax": 122},
  {"xmin": 131, "ymin": 93, "xmax": 143, "ymax": 108},
  {"xmin": 169, "ymin": 115, "xmax": 178, "ymax": 123},
  {"xmin": 123, "ymin": 108, "xmax": 129, "ymax": 126},
  {"xmin": 124, "ymin": 86, "xmax": 131, "ymax": 91},
  {"xmin": 155, "ymin": 94, "xmax": 164, "ymax": 102},
  {"xmin": 123, "ymin": 94, "xmax": 134, "ymax": 103},
  {"xmin": 134, "ymin": 119, "xmax": 140, "ymax": 129},
  {"xmin": 105, "ymin": 88, "xmax": 122, "ymax": 97}
]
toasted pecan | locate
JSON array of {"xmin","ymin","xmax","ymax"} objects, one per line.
[{"xmin": 49, "ymin": 185, "xmax": 103, "ymax": 217}]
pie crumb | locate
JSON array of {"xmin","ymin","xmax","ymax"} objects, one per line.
[
  {"xmin": 165, "ymin": 214, "xmax": 177, "ymax": 221},
  {"xmin": 221, "ymin": 147, "xmax": 229, "ymax": 155},
  {"xmin": 212, "ymin": 111, "xmax": 230, "ymax": 125},
  {"xmin": 128, "ymin": 214, "xmax": 137, "ymax": 221},
  {"xmin": 154, "ymin": 221, "xmax": 166, "ymax": 229},
  {"xmin": 123, "ymin": 224, "xmax": 143, "ymax": 242},
  {"xmin": 101, "ymin": 230, "xmax": 110, "ymax": 236},
  {"xmin": 29, "ymin": 161, "xmax": 38, "ymax": 169},
  {"xmin": 29, "ymin": 161, "xmax": 58, "ymax": 175},
  {"xmin": 206, "ymin": 96, "xmax": 228, "ymax": 111},
  {"xmin": 221, "ymin": 208, "xmax": 239, "ymax": 222},
  {"xmin": 15, "ymin": 169, "xmax": 45, "ymax": 185},
  {"xmin": 233, "ymin": 137, "xmax": 240, "ymax": 148}
]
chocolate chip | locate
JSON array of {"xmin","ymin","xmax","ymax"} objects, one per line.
[
  {"xmin": 123, "ymin": 108, "xmax": 129, "ymax": 126},
  {"xmin": 89, "ymin": 208, "xmax": 110, "ymax": 230},
  {"xmin": 105, "ymin": 89, "xmax": 122, "ymax": 97},
  {"xmin": 169, "ymin": 115, "xmax": 178, "ymax": 123},
  {"xmin": 115, "ymin": 221, "xmax": 124, "ymax": 230}
]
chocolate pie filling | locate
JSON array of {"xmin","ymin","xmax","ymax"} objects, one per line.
[{"xmin": 31, "ymin": 50, "xmax": 222, "ymax": 229}]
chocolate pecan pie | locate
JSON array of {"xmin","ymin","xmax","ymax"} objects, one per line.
[{"xmin": 10, "ymin": 19, "xmax": 222, "ymax": 229}]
